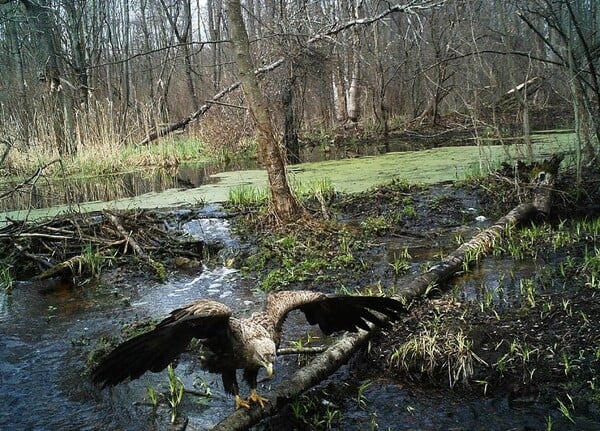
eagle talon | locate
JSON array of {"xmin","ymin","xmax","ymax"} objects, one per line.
[
  {"xmin": 248, "ymin": 389, "xmax": 269, "ymax": 408},
  {"xmin": 235, "ymin": 394, "xmax": 251, "ymax": 409}
]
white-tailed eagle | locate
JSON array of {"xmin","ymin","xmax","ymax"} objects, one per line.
[{"xmin": 92, "ymin": 290, "xmax": 404, "ymax": 408}]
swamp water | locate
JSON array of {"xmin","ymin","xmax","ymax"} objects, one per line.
[
  {"xmin": 1, "ymin": 133, "xmax": 591, "ymax": 429},
  {"xmin": 1, "ymin": 209, "xmax": 596, "ymax": 430},
  {"xmin": 0, "ymin": 133, "xmax": 573, "ymax": 224}
]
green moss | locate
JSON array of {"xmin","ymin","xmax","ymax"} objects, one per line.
[{"xmin": 360, "ymin": 216, "xmax": 392, "ymax": 235}]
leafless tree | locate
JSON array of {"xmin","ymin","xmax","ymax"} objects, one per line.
[
  {"xmin": 225, "ymin": 0, "xmax": 302, "ymax": 221},
  {"xmin": 518, "ymin": 0, "xmax": 600, "ymax": 165},
  {"xmin": 0, "ymin": 0, "xmax": 592, "ymax": 182}
]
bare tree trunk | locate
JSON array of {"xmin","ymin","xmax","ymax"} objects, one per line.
[
  {"xmin": 6, "ymin": 10, "xmax": 30, "ymax": 144},
  {"xmin": 332, "ymin": 67, "xmax": 347, "ymax": 123},
  {"xmin": 282, "ymin": 77, "xmax": 301, "ymax": 164},
  {"xmin": 225, "ymin": 0, "xmax": 301, "ymax": 221},
  {"xmin": 140, "ymin": 0, "xmax": 156, "ymax": 102},
  {"xmin": 345, "ymin": 0, "xmax": 363, "ymax": 125},
  {"xmin": 160, "ymin": 0, "xmax": 199, "ymax": 108},
  {"xmin": 22, "ymin": 0, "xmax": 73, "ymax": 155},
  {"xmin": 182, "ymin": 0, "xmax": 198, "ymax": 107},
  {"xmin": 120, "ymin": 0, "xmax": 131, "ymax": 137},
  {"xmin": 347, "ymin": 59, "xmax": 361, "ymax": 123},
  {"xmin": 206, "ymin": 0, "xmax": 224, "ymax": 90},
  {"xmin": 371, "ymin": 26, "xmax": 389, "ymax": 136},
  {"xmin": 64, "ymin": 1, "xmax": 89, "ymax": 109}
]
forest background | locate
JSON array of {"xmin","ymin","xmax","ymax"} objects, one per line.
[{"xmin": 0, "ymin": 0, "xmax": 598, "ymax": 182}]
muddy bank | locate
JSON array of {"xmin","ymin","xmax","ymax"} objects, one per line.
[
  {"xmin": 229, "ymin": 165, "xmax": 600, "ymax": 430},
  {"xmin": 1, "ymin": 162, "xmax": 599, "ymax": 430}
]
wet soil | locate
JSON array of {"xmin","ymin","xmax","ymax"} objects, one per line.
[
  {"xmin": 229, "ymin": 165, "xmax": 600, "ymax": 430},
  {"xmin": 3, "ymin": 162, "xmax": 600, "ymax": 430}
]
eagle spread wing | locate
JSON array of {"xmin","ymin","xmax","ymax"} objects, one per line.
[
  {"xmin": 266, "ymin": 290, "xmax": 404, "ymax": 335},
  {"xmin": 91, "ymin": 299, "xmax": 232, "ymax": 388},
  {"xmin": 92, "ymin": 290, "xmax": 404, "ymax": 409}
]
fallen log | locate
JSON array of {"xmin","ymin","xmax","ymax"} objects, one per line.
[
  {"xmin": 211, "ymin": 159, "xmax": 561, "ymax": 431},
  {"xmin": 36, "ymin": 254, "xmax": 89, "ymax": 281},
  {"xmin": 212, "ymin": 332, "xmax": 368, "ymax": 431}
]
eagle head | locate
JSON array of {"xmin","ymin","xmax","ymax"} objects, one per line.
[{"xmin": 251, "ymin": 337, "xmax": 276, "ymax": 377}]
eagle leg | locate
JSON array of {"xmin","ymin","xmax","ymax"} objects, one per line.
[
  {"xmin": 235, "ymin": 394, "xmax": 251, "ymax": 409},
  {"xmin": 248, "ymin": 388, "xmax": 269, "ymax": 408}
]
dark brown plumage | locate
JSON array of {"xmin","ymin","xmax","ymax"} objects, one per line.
[{"xmin": 92, "ymin": 290, "xmax": 404, "ymax": 408}]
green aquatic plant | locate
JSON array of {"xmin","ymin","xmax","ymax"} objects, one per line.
[
  {"xmin": 147, "ymin": 384, "xmax": 159, "ymax": 412},
  {"xmin": 291, "ymin": 177, "xmax": 335, "ymax": 200},
  {"xmin": 360, "ymin": 216, "xmax": 392, "ymax": 235},
  {"xmin": 356, "ymin": 380, "xmax": 372, "ymax": 410},
  {"xmin": 167, "ymin": 364, "xmax": 185, "ymax": 424},
  {"xmin": 556, "ymin": 396, "xmax": 576, "ymax": 424},
  {"xmin": 289, "ymin": 393, "xmax": 342, "ymax": 430},
  {"xmin": 389, "ymin": 247, "xmax": 411, "ymax": 276},
  {"xmin": 227, "ymin": 184, "xmax": 268, "ymax": 207},
  {"xmin": 519, "ymin": 278, "xmax": 537, "ymax": 308},
  {"xmin": 80, "ymin": 244, "xmax": 115, "ymax": 278},
  {"xmin": 0, "ymin": 266, "xmax": 14, "ymax": 291},
  {"xmin": 390, "ymin": 327, "xmax": 485, "ymax": 388}
]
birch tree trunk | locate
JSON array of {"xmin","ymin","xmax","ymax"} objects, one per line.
[
  {"xmin": 346, "ymin": 0, "xmax": 363, "ymax": 125},
  {"xmin": 332, "ymin": 68, "xmax": 348, "ymax": 123},
  {"xmin": 225, "ymin": 0, "xmax": 302, "ymax": 221}
]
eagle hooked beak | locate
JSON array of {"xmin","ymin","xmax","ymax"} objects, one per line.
[{"xmin": 264, "ymin": 362, "xmax": 274, "ymax": 378}]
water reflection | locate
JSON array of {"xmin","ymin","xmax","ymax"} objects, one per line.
[
  {"xmin": 0, "ymin": 137, "xmax": 438, "ymax": 213},
  {"xmin": 0, "ymin": 162, "xmax": 239, "ymax": 213},
  {"xmin": 0, "ymin": 133, "xmax": 563, "ymax": 214}
]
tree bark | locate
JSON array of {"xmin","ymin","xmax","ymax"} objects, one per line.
[
  {"xmin": 282, "ymin": 77, "xmax": 301, "ymax": 164},
  {"xmin": 211, "ymin": 159, "xmax": 561, "ymax": 431},
  {"xmin": 21, "ymin": 0, "xmax": 74, "ymax": 155},
  {"xmin": 225, "ymin": 0, "xmax": 301, "ymax": 221}
]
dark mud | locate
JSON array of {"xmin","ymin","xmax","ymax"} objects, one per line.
[
  {"xmin": 2, "ymin": 163, "xmax": 599, "ymax": 430},
  {"xmin": 231, "ymin": 166, "xmax": 600, "ymax": 430}
]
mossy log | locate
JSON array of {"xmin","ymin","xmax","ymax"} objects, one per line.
[
  {"xmin": 211, "ymin": 158, "xmax": 561, "ymax": 431},
  {"xmin": 36, "ymin": 254, "xmax": 88, "ymax": 280}
]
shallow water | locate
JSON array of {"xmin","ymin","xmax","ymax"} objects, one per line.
[
  {"xmin": 0, "ymin": 210, "xmax": 249, "ymax": 430},
  {"xmin": 0, "ymin": 133, "xmax": 573, "ymax": 224},
  {"xmin": 0, "ymin": 208, "xmax": 597, "ymax": 431},
  {"xmin": 2, "ymin": 202, "xmax": 597, "ymax": 430}
]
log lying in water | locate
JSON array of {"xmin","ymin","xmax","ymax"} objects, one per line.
[{"xmin": 211, "ymin": 157, "xmax": 561, "ymax": 431}]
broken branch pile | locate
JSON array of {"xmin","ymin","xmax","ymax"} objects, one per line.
[{"xmin": 0, "ymin": 209, "xmax": 206, "ymax": 282}]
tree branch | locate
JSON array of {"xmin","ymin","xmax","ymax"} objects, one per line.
[
  {"xmin": 138, "ymin": 60, "xmax": 283, "ymax": 145},
  {"xmin": 210, "ymin": 157, "xmax": 561, "ymax": 430},
  {"xmin": 139, "ymin": 1, "xmax": 445, "ymax": 145},
  {"xmin": 0, "ymin": 159, "xmax": 61, "ymax": 201}
]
